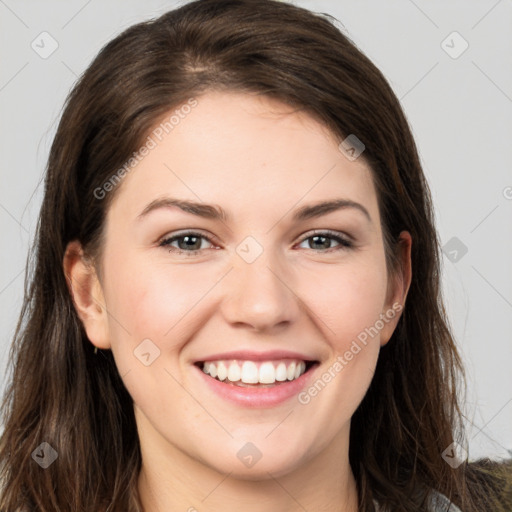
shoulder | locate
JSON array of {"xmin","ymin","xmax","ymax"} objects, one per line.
[
  {"xmin": 427, "ymin": 489, "xmax": 462, "ymax": 511},
  {"xmin": 373, "ymin": 490, "xmax": 462, "ymax": 511}
]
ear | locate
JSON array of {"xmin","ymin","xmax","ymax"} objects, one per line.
[
  {"xmin": 380, "ymin": 231, "xmax": 412, "ymax": 347},
  {"xmin": 63, "ymin": 240, "xmax": 111, "ymax": 350}
]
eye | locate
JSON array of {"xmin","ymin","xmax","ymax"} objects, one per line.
[
  {"xmin": 158, "ymin": 231, "xmax": 217, "ymax": 255},
  {"xmin": 158, "ymin": 229, "xmax": 354, "ymax": 257},
  {"xmin": 296, "ymin": 230, "xmax": 353, "ymax": 252}
]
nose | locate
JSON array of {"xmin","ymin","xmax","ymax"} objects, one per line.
[{"xmin": 219, "ymin": 246, "xmax": 300, "ymax": 333}]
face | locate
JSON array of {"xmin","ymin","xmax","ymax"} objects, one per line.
[{"xmin": 69, "ymin": 90, "xmax": 410, "ymax": 480}]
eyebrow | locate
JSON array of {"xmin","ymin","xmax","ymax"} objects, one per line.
[{"xmin": 136, "ymin": 197, "xmax": 372, "ymax": 224}]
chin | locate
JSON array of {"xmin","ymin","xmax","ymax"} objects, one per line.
[{"xmin": 201, "ymin": 443, "xmax": 309, "ymax": 481}]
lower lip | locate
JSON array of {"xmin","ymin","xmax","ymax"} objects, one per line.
[{"xmin": 193, "ymin": 363, "xmax": 318, "ymax": 408}]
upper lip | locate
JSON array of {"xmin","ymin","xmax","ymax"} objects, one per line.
[{"xmin": 194, "ymin": 350, "xmax": 319, "ymax": 363}]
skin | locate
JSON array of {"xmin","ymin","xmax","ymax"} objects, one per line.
[{"xmin": 64, "ymin": 90, "xmax": 412, "ymax": 512}]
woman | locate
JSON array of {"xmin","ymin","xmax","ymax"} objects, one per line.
[{"xmin": 0, "ymin": 0, "xmax": 510, "ymax": 510}]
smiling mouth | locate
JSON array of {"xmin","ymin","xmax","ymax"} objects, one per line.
[{"xmin": 194, "ymin": 359, "xmax": 319, "ymax": 387}]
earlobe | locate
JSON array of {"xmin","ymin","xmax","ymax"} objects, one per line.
[
  {"xmin": 63, "ymin": 240, "xmax": 111, "ymax": 350},
  {"xmin": 380, "ymin": 231, "xmax": 412, "ymax": 347}
]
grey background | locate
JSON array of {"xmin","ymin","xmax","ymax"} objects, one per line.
[{"xmin": 0, "ymin": 0, "xmax": 511, "ymax": 461}]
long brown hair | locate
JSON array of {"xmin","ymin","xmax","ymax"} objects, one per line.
[{"xmin": 0, "ymin": 0, "xmax": 510, "ymax": 510}]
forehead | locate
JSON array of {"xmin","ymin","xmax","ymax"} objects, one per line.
[{"xmin": 106, "ymin": 90, "xmax": 378, "ymax": 226}]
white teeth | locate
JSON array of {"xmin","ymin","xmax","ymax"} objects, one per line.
[
  {"xmin": 216, "ymin": 361, "xmax": 227, "ymax": 382},
  {"xmin": 287, "ymin": 362, "xmax": 296, "ymax": 381},
  {"xmin": 241, "ymin": 361, "xmax": 259, "ymax": 383},
  {"xmin": 259, "ymin": 362, "xmax": 276, "ymax": 384},
  {"xmin": 227, "ymin": 361, "xmax": 241, "ymax": 382},
  {"xmin": 201, "ymin": 359, "xmax": 309, "ymax": 385},
  {"xmin": 275, "ymin": 362, "xmax": 287, "ymax": 382}
]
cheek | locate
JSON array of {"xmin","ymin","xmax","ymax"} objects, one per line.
[
  {"xmin": 102, "ymin": 252, "xmax": 216, "ymax": 350},
  {"xmin": 304, "ymin": 263, "xmax": 387, "ymax": 414},
  {"xmin": 302, "ymin": 256, "xmax": 389, "ymax": 351}
]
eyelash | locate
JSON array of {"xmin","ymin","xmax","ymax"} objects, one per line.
[{"xmin": 158, "ymin": 229, "xmax": 354, "ymax": 256}]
